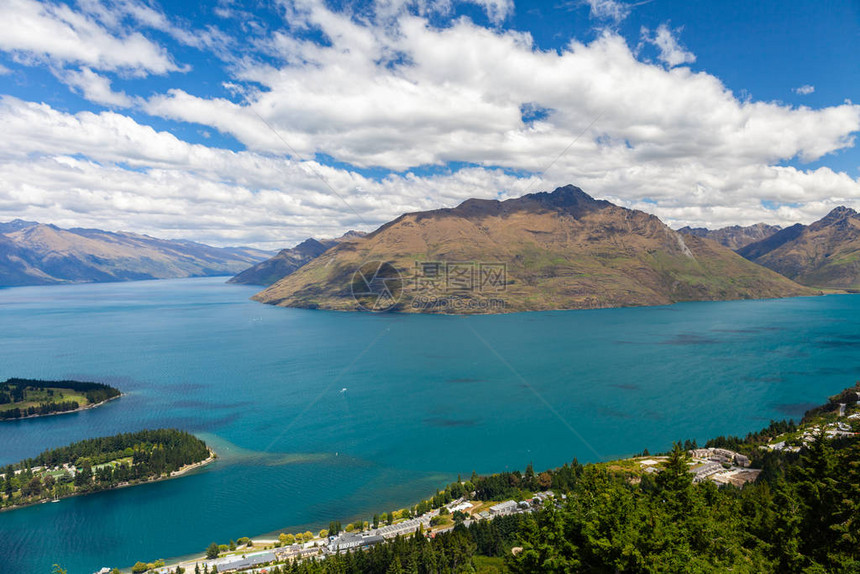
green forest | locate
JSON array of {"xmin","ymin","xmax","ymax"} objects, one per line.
[
  {"xmin": 56, "ymin": 386, "xmax": 860, "ymax": 574},
  {"xmin": 227, "ymin": 433, "xmax": 858, "ymax": 574},
  {"xmin": 0, "ymin": 377, "xmax": 121, "ymax": 420},
  {"xmin": 0, "ymin": 429, "xmax": 211, "ymax": 509}
]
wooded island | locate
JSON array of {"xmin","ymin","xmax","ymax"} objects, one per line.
[
  {"xmin": 0, "ymin": 429, "xmax": 213, "ymax": 510},
  {"xmin": 0, "ymin": 378, "xmax": 121, "ymax": 420}
]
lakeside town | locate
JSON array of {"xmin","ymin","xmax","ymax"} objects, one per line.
[
  {"xmin": 135, "ymin": 490, "xmax": 561, "ymax": 574},
  {"xmin": 112, "ymin": 387, "xmax": 860, "ymax": 574}
]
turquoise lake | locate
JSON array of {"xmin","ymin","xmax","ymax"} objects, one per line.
[{"xmin": 1, "ymin": 277, "xmax": 859, "ymax": 573}]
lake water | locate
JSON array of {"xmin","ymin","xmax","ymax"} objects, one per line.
[{"xmin": 1, "ymin": 278, "xmax": 858, "ymax": 573}]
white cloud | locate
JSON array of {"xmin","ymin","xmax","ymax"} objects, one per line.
[
  {"xmin": 1, "ymin": 93, "xmax": 859, "ymax": 248},
  {"xmin": 469, "ymin": 0, "xmax": 514, "ymax": 23},
  {"xmin": 642, "ymin": 23, "xmax": 696, "ymax": 67},
  {"xmin": 794, "ymin": 84, "xmax": 815, "ymax": 95},
  {"xmin": 585, "ymin": 0, "xmax": 631, "ymax": 22},
  {"xmin": 349, "ymin": 0, "xmax": 514, "ymax": 24},
  {"xmin": 0, "ymin": 96, "xmax": 534, "ymax": 247},
  {"xmin": 57, "ymin": 67, "xmax": 134, "ymax": 107},
  {"xmin": 76, "ymin": 0, "xmax": 235, "ymax": 57},
  {"xmin": 0, "ymin": 64, "xmax": 10, "ymax": 75},
  {"xmin": 0, "ymin": 0, "xmax": 181, "ymax": 75},
  {"xmin": 0, "ymin": 2, "xmax": 858, "ymax": 246},
  {"xmin": 142, "ymin": 11, "xmax": 854, "ymax": 176}
]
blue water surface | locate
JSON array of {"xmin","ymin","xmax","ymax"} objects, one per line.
[{"xmin": 0, "ymin": 278, "xmax": 858, "ymax": 573}]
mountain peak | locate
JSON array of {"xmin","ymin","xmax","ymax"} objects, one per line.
[
  {"xmin": 293, "ymin": 237, "xmax": 327, "ymax": 251},
  {"xmin": 524, "ymin": 184, "xmax": 612, "ymax": 215},
  {"xmin": 0, "ymin": 219, "xmax": 38, "ymax": 234},
  {"xmin": 528, "ymin": 184, "xmax": 595, "ymax": 205},
  {"xmin": 821, "ymin": 206, "xmax": 857, "ymax": 223},
  {"xmin": 254, "ymin": 185, "xmax": 813, "ymax": 313},
  {"xmin": 739, "ymin": 207, "xmax": 860, "ymax": 289}
]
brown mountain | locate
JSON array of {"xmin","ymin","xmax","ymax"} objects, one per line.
[
  {"xmin": 737, "ymin": 206, "xmax": 860, "ymax": 289},
  {"xmin": 229, "ymin": 231, "xmax": 367, "ymax": 286},
  {"xmin": 0, "ymin": 220, "xmax": 271, "ymax": 287},
  {"xmin": 678, "ymin": 223, "xmax": 782, "ymax": 250},
  {"xmin": 253, "ymin": 185, "xmax": 815, "ymax": 314}
]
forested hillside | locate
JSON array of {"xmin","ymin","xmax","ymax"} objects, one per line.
[{"xmin": 246, "ymin": 436, "xmax": 858, "ymax": 573}]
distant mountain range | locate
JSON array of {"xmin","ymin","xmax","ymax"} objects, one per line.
[
  {"xmin": 0, "ymin": 220, "xmax": 271, "ymax": 287},
  {"xmin": 737, "ymin": 206, "xmax": 860, "ymax": 290},
  {"xmin": 229, "ymin": 231, "xmax": 366, "ymax": 286},
  {"xmin": 8, "ymin": 191, "xmax": 857, "ymax": 301},
  {"xmin": 252, "ymin": 185, "xmax": 815, "ymax": 313},
  {"xmin": 677, "ymin": 223, "xmax": 782, "ymax": 250}
]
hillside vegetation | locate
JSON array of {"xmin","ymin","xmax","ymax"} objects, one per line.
[
  {"xmin": 738, "ymin": 206, "xmax": 860, "ymax": 289},
  {"xmin": 0, "ymin": 220, "xmax": 270, "ymax": 287},
  {"xmin": 0, "ymin": 429, "xmax": 212, "ymax": 510},
  {"xmin": 255, "ymin": 186, "xmax": 815, "ymax": 313},
  {"xmin": 229, "ymin": 388, "xmax": 860, "ymax": 573},
  {"xmin": 0, "ymin": 378, "xmax": 121, "ymax": 420},
  {"xmin": 677, "ymin": 223, "xmax": 782, "ymax": 250}
]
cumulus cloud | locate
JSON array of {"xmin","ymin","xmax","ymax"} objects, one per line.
[
  {"xmin": 0, "ymin": 0, "xmax": 180, "ymax": 75},
  {"xmin": 142, "ymin": 8, "xmax": 855, "ymax": 175},
  {"xmin": 794, "ymin": 84, "xmax": 815, "ymax": 95},
  {"xmin": 0, "ymin": 96, "xmax": 534, "ymax": 247},
  {"xmin": 57, "ymin": 67, "xmax": 134, "ymax": 107},
  {"xmin": 0, "ymin": 1, "xmax": 858, "ymax": 247},
  {"xmin": 2, "ymin": 91, "xmax": 859, "ymax": 248}
]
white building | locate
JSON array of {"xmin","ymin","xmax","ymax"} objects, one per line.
[{"xmin": 489, "ymin": 500, "xmax": 518, "ymax": 515}]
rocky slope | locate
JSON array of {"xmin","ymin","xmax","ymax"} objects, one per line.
[
  {"xmin": 678, "ymin": 223, "xmax": 782, "ymax": 250},
  {"xmin": 738, "ymin": 206, "xmax": 860, "ymax": 289},
  {"xmin": 229, "ymin": 231, "xmax": 366, "ymax": 286},
  {"xmin": 0, "ymin": 220, "xmax": 271, "ymax": 287},
  {"xmin": 253, "ymin": 185, "xmax": 816, "ymax": 313}
]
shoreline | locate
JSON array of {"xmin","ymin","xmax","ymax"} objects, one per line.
[
  {"xmin": 152, "ymin": 384, "xmax": 857, "ymax": 572},
  {"xmin": 0, "ymin": 448, "xmax": 216, "ymax": 514},
  {"xmin": 0, "ymin": 393, "xmax": 123, "ymax": 423},
  {"xmin": 259, "ymin": 291, "xmax": 830, "ymax": 317}
]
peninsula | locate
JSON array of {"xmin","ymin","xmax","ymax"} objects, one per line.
[
  {"xmin": 0, "ymin": 378, "xmax": 121, "ymax": 421},
  {"xmin": 0, "ymin": 429, "xmax": 214, "ymax": 511},
  {"xmin": 253, "ymin": 185, "xmax": 816, "ymax": 314}
]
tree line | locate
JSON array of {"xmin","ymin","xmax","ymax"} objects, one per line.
[
  {"xmin": 0, "ymin": 377, "xmax": 121, "ymax": 420},
  {"xmin": 228, "ymin": 432, "xmax": 859, "ymax": 574},
  {"xmin": 0, "ymin": 429, "xmax": 210, "ymax": 508}
]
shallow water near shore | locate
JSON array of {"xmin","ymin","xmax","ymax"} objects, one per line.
[{"xmin": 1, "ymin": 277, "xmax": 858, "ymax": 573}]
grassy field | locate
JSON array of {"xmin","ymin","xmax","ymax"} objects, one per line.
[
  {"xmin": 0, "ymin": 387, "xmax": 88, "ymax": 413},
  {"xmin": 473, "ymin": 555, "xmax": 508, "ymax": 573}
]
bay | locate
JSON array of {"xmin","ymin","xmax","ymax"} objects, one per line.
[{"xmin": 0, "ymin": 277, "xmax": 858, "ymax": 573}]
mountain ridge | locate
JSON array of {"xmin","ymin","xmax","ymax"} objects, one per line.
[
  {"xmin": 0, "ymin": 220, "xmax": 272, "ymax": 287},
  {"xmin": 678, "ymin": 223, "xmax": 782, "ymax": 250},
  {"xmin": 229, "ymin": 231, "xmax": 367, "ymax": 286},
  {"xmin": 253, "ymin": 185, "xmax": 816, "ymax": 314},
  {"xmin": 738, "ymin": 206, "xmax": 860, "ymax": 289}
]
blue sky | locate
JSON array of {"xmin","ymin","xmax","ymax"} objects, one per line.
[{"xmin": 0, "ymin": 0, "xmax": 857, "ymax": 247}]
